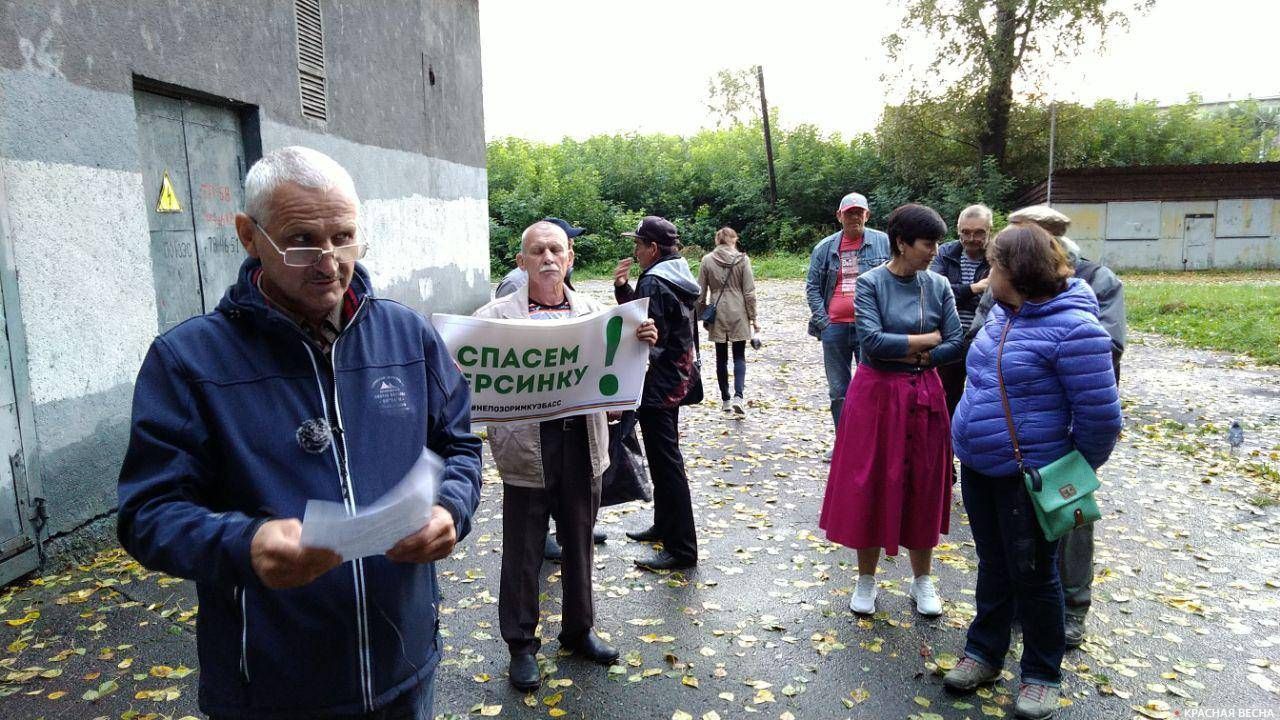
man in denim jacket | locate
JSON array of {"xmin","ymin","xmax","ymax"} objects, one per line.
[{"xmin": 804, "ymin": 192, "xmax": 891, "ymax": 434}]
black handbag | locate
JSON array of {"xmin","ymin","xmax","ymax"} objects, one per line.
[
  {"xmin": 601, "ymin": 411, "xmax": 652, "ymax": 506},
  {"xmin": 680, "ymin": 314, "xmax": 705, "ymax": 406}
]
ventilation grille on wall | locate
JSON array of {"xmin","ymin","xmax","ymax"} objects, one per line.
[{"xmin": 295, "ymin": 0, "xmax": 327, "ymax": 122}]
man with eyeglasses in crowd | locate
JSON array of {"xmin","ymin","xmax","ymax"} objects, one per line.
[
  {"xmin": 117, "ymin": 146, "xmax": 482, "ymax": 720},
  {"xmin": 930, "ymin": 204, "xmax": 993, "ymax": 417}
]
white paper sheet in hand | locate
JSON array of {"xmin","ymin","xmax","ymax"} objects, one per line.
[{"xmin": 300, "ymin": 448, "xmax": 443, "ymax": 561}]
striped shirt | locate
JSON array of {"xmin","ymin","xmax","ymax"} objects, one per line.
[
  {"xmin": 958, "ymin": 256, "xmax": 982, "ymax": 329},
  {"xmin": 528, "ymin": 297, "xmax": 573, "ymax": 320}
]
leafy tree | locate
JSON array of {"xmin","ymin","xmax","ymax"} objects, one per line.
[
  {"xmin": 705, "ymin": 67, "xmax": 760, "ymax": 128},
  {"xmin": 486, "ymin": 91, "xmax": 1277, "ymax": 274},
  {"xmin": 886, "ymin": 0, "xmax": 1153, "ymax": 172}
]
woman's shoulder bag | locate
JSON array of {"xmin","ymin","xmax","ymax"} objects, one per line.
[
  {"xmin": 995, "ymin": 316, "xmax": 1102, "ymax": 541},
  {"xmin": 700, "ymin": 255, "xmax": 743, "ymax": 331}
]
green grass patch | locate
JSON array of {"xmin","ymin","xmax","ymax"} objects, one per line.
[
  {"xmin": 574, "ymin": 262, "xmax": 1280, "ymax": 365},
  {"xmin": 1119, "ymin": 269, "xmax": 1280, "ymax": 284},
  {"xmin": 748, "ymin": 253, "xmax": 810, "ymax": 279},
  {"xmin": 572, "ymin": 252, "xmax": 812, "ymax": 281},
  {"xmin": 1126, "ymin": 278, "xmax": 1280, "ymax": 364},
  {"xmin": 571, "ymin": 259, "xmax": 627, "ymax": 280}
]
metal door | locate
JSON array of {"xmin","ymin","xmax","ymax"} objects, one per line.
[
  {"xmin": 135, "ymin": 91, "xmax": 247, "ymax": 332},
  {"xmin": 0, "ymin": 274, "xmax": 34, "ymax": 572},
  {"xmin": 1182, "ymin": 214, "xmax": 1215, "ymax": 271}
]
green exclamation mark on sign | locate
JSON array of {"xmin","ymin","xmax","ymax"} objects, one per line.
[{"xmin": 599, "ymin": 316, "xmax": 623, "ymax": 395}]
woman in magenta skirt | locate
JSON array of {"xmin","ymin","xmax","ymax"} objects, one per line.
[{"xmin": 819, "ymin": 203, "xmax": 963, "ymax": 617}]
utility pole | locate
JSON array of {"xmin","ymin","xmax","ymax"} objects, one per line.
[
  {"xmin": 757, "ymin": 65, "xmax": 778, "ymax": 210},
  {"xmin": 1046, "ymin": 102, "xmax": 1057, "ymax": 205}
]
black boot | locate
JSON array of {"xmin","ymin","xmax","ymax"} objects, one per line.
[
  {"xmin": 634, "ymin": 550, "xmax": 696, "ymax": 571},
  {"xmin": 560, "ymin": 630, "xmax": 619, "ymax": 665},
  {"xmin": 625, "ymin": 525, "xmax": 662, "ymax": 542},
  {"xmin": 543, "ymin": 534, "xmax": 563, "ymax": 563},
  {"xmin": 509, "ymin": 652, "xmax": 540, "ymax": 692}
]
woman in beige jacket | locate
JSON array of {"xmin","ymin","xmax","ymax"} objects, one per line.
[{"xmin": 697, "ymin": 227, "xmax": 758, "ymax": 415}]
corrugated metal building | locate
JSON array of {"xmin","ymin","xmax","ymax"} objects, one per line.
[
  {"xmin": 0, "ymin": 0, "xmax": 489, "ymax": 583},
  {"xmin": 1016, "ymin": 163, "xmax": 1280, "ymax": 270}
]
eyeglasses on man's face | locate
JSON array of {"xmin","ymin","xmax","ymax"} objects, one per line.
[
  {"xmin": 252, "ymin": 219, "xmax": 367, "ymax": 268},
  {"xmin": 959, "ymin": 228, "xmax": 989, "ymax": 238}
]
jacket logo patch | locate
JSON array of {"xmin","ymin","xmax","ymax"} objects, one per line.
[
  {"xmin": 1059, "ymin": 484, "xmax": 1077, "ymax": 500},
  {"xmin": 296, "ymin": 417, "xmax": 332, "ymax": 454},
  {"xmin": 372, "ymin": 375, "xmax": 411, "ymax": 415}
]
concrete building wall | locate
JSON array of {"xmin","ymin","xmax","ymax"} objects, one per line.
[
  {"xmin": 1057, "ymin": 199, "xmax": 1280, "ymax": 271},
  {"xmin": 0, "ymin": 1, "xmax": 487, "ymax": 555}
]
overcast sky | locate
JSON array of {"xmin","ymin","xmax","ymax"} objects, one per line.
[{"xmin": 479, "ymin": 0, "xmax": 1279, "ymax": 142}]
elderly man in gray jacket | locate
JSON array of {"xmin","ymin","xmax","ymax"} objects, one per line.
[{"xmin": 475, "ymin": 221, "xmax": 656, "ymax": 692}]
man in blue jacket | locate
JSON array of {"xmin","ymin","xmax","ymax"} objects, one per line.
[
  {"xmin": 930, "ymin": 204, "xmax": 993, "ymax": 417},
  {"xmin": 805, "ymin": 192, "xmax": 891, "ymax": 441},
  {"xmin": 117, "ymin": 146, "xmax": 482, "ymax": 719}
]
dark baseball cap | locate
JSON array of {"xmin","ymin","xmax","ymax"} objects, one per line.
[
  {"xmin": 622, "ymin": 215, "xmax": 679, "ymax": 247},
  {"xmin": 543, "ymin": 217, "xmax": 586, "ymax": 238}
]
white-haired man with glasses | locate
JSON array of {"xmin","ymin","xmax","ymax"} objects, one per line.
[{"xmin": 117, "ymin": 146, "xmax": 482, "ymax": 719}]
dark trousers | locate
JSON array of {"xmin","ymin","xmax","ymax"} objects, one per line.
[
  {"xmin": 499, "ymin": 418, "xmax": 601, "ymax": 655},
  {"xmin": 960, "ymin": 465, "xmax": 1065, "ymax": 686},
  {"xmin": 636, "ymin": 406, "xmax": 698, "ymax": 563},
  {"xmin": 1057, "ymin": 522, "xmax": 1094, "ymax": 618},
  {"xmin": 714, "ymin": 341, "xmax": 746, "ymax": 401},
  {"xmin": 936, "ymin": 360, "xmax": 966, "ymax": 419},
  {"xmin": 1056, "ymin": 351, "xmax": 1119, "ymax": 620},
  {"xmin": 210, "ymin": 673, "xmax": 434, "ymax": 720}
]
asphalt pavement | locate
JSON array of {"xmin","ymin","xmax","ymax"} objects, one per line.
[{"xmin": 2, "ymin": 278, "xmax": 1278, "ymax": 720}]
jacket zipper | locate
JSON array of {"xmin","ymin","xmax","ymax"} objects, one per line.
[
  {"xmin": 301, "ymin": 298, "xmax": 375, "ymax": 712},
  {"xmin": 237, "ymin": 585, "xmax": 249, "ymax": 682}
]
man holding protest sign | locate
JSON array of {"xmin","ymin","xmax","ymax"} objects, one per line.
[
  {"xmin": 474, "ymin": 221, "xmax": 657, "ymax": 692},
  {"xmin": 492, "ymin": 216, "xmax": 611, "ymax": 561},
  {"xmin": 494, "ymin": 216, "xmax": 583, "ymax": 300},
  {"xmin": 614, "ymin": 216, "xmax": 704, "ymax": 571}
]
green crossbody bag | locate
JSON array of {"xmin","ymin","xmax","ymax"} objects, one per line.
[{"xmin": 995, "ymin": 317, "xmax": 1102, "ymax": 542}]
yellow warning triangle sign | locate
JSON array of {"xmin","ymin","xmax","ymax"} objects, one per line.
[{"xmin": 156, "ymin": 171, "xmax": 182, "ymax": 213}]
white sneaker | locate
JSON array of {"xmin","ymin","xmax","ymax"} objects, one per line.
[
  {"xmin": 909, "ymin": 575, "xmax": 943, "ymax": 616},
  {"xmin": 849, "ymin": 575, "xmax": 877, "ymax": 614},
  {"xmin": 721, "ymin": 399, "xmax": 732, "ymax": 413},
  {"xmin": 731, "ymin": 396, "xmax": 746, "ymax": 416}
]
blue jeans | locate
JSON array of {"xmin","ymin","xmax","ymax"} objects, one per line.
[
  {"xmin": 960, "ymin": 465, "xmax": 1065, "ymax": 687},
  {"xmin": 820, "ymin": 322, "xmax": 858, "ymax": 427}
]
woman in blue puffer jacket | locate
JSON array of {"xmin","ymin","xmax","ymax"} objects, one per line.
[{"xmin": 942, "ymin": 224, "xmax": 1121, "ymax": 720}]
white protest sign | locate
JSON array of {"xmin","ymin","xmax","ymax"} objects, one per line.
[{"xmin": 432, "ymin": 299, "xmax": 650, "ymax": 425}]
